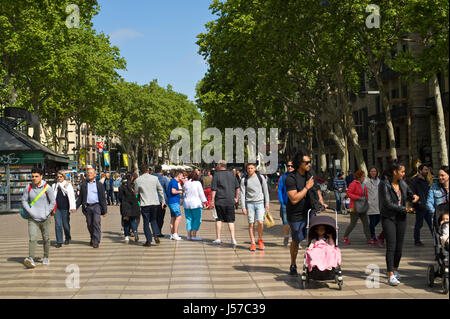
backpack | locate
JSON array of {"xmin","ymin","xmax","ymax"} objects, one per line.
[
  {"xmin": 21, "ymin": 183, "xmax": 56, "ymax": 219},
  {"xmin": 243, "ymin": 172, "xmax": 267, "ymax": 203}
]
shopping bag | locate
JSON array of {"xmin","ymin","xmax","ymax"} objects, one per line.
[{"xmin": 264, "ymin": 212, "xmax": 275, "ymax": 228}]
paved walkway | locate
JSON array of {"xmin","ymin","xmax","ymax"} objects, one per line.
[{"xmin": 0, "ymin": 191, "xmax": 447, "ymax": 299}]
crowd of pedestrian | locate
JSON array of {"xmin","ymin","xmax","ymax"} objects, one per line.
[{"xmin": 19, "ymin": 155, "xmax": 449, "ymax": 289}]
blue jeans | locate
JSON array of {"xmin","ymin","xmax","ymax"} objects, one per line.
[
  {"xmin": 369, "ymin": 214, "xmax": 381, "ymax": 240},
  {"xmin": 54, "ymin": 208, "xmax": 71, "ymax": 244},
  {"xmin": 334, "ymin": 191, "xmax": 342, "ymax": 212},
  {"xmin": 114, "ymin": 192, "xmax": 120, "ymax": 204},
  {"xmin": 280, "ymin": 204, "xmax": 288, "ymax": 225},
  {"xmin": 414, "ymin": 209, "xmax": 433, "ymax": 243},
  {"xmin": 123, "ymin": 217, "xmax": 137, "ymax": 237},
  {"xmin": 141, "ymin": 205, "xmax": 160, "ymax": 243}
]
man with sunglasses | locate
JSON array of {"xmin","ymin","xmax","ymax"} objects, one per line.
[
  {"xmin": 285, "ymin": 151, "xmax": 328, "ymax": 276},
  {"xmin": 277, "ymin": 161, "xmax": 295, "ymax": 246}
]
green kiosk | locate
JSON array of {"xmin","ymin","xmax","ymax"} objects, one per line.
[{"xmin": 0, "ymin": 119, "xmax": 69, "ymax": 213}]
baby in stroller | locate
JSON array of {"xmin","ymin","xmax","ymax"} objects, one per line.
[
  {"xmin": 305, "ymin": 224, "xmax": 342, "ymax": 272},
  {"xmin": 439, "ymin": 210, "xmax": 449, "ymax": 250}
]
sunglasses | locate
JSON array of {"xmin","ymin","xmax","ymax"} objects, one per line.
[
  {"xmin": 287, "ymin": 165, "xmax": 294, "ymax": 168},
  {"xmin": 303, "ymin": 161, "xmax": 312, "ymax": 165}
]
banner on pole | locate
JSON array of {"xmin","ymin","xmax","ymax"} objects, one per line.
[
  {"xmin": 79, "ymin": 148, "xmax": 86, "ymax": 169},
  {"xmin": 97, "ymin": 141, "xmax": 104, "ymax": 153},
  {"xmin": 104, "ymin": 151, "xmax": 110, "ymax": 167},
  {"xmin": 123, "ymin": 154, "xmax": 129, "ymax": 167}
]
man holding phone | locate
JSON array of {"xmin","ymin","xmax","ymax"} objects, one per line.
[{"xmin": 286, "ymin": 150, "xmax": 321, "ymax": 276}]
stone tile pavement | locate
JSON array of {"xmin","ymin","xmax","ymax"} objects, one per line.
[{"xmin": 0, "ymin": 190, "xmax": 447, "ymax": 299}]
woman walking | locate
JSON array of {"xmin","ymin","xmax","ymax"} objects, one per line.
[
  {"xmin": 426, "ymin": 166, "xmax": 449, "ymax": 214},
  {"xmin": 113, "ymin": 173, "xmax": 122, "ymax": 206},
  {"xmin": 52, "ymin": 171, "xmax": 76, "ymax": 247},
  {"xmin": 183, "ymin": 171, "xmax": 208, "ymax": 240},
  {"xmin": 365, "ymin": 167, "xmax": 382, "ymax": 245},
  {"xmin": 118, "ymin": 173, "xmax": 140, "ymax": 242},
  {"xmin": 379, "ymin": 161, "xmax": 419, "ymax": 286},
  {"xmin": 342, "ymin": 170, "xmax": 371, "ymax": 245}
]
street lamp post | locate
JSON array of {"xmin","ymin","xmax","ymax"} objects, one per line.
[
  {"xmin": 117, "ymin": 152, "xmax": 121, "ymax": 172},
  {"xmin": 72, "ymin": 147, "xmax": 78, "ymax": 173}
]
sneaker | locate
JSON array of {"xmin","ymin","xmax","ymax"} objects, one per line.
[
  {"xmin": 212, "ymin": 239, "xmax": 221, "ymax": 245},
  {"xmin": 394, "ymin": 271, "xmax": 401, "ymax": 281},
  {"xmin": 172, "ymin": 233, "xmax": 182, "ymax": 241},
  {"xmin": 187, "ymin": 236, "xmax": 192, "ymax": 241},
  {"xmin": 24, "ymin": 257, "xmax": 36, "ymax": 269},
  {"xmin": 55, "ymin": 243, "xmax": 62, "ymax": 248},
  {"xmin": 134, "ymin": 231, "xmax": 139, "ymax": 242},
  {"xmin": 342, "ymin": 237, "xmax": 350, "ymax": 245},
  {"xmin": 154, "ymin": 236, "xmax": 160, "ymax": 244},
  {"xmin": 64, "ymin": 240, "xmax": 70, "ymax": 245},
  {"xmin": 231, "ymin": 239, "xmax": 237, "ymax": 248},
  {"xmin": 377, "ymin": 236, "xmax": 385, "ymax": 248},
  {"xmin": 258, "ymin": 239, "xmax": 265, "ymax": 250},
  {"xmin": 249, "ymin": 242, "xmax": 257, "ymax": 251},
  {"xmin": 124, "ymin": 236, "xmax": 130, "ymax": 242},
  {"xmin": 42, "ymin": 258, "xmax": 50, "ymax": 266},
  {"xmin": 289, "ymin": 264, "xmax": 298, "ymax": 276},
  {"xmin": 283, "ymin": 236, "xmax": 289, "ymax": 246},
  {"xmin": 415, "ymin": 241, "xmax": 424, "ymax": 247},
  {"xmin": 388, "ymin": 275, "xmax": 400, "ymax": 286},
  {"xmin": 369, "ymin": 238, "xmax": 378, "ymax": 245}
]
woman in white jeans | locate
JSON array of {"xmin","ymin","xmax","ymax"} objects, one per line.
[{"xmin": 182, "ymin": 171, "xmax": 207, "ymax": 240}]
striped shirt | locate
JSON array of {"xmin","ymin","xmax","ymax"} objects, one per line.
[{"xmin": 333, "ymin": 178, "xmax": 347, "ymax": 192}]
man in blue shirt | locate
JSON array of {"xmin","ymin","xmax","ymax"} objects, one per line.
[
  {"xmin": 153, "ymin": 165, "xmax": 169, "ymax": 238},
  {"xmin": 76, "ymin": 167, "xmax": 107, "ymax": 248},
  {"xmin": 333, "ymin": 172, "xmax": 347, "ymax": 214},
  {"xmin": 277, "ymin": 161, "xmax": 295, "ymax": 246}
]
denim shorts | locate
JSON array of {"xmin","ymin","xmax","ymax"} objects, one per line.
[
  {"xmin": 246, "ymin": 202, "xmax": 265, "ymax": 224},
  {"xmin": 280, "ymin": 204, "xmax": 289, "ymax": 225},
  {"xmin": 168, "ymin": 203, "xmax": 182, "ymax": 217},
  {"xmin": 289, "ymin": 220, "xmax": 307, "ymax": 243}
]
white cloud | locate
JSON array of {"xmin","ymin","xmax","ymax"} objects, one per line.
[{"xmin": 109, "ymin": 28, "xmax": 144, "ymax": 43}]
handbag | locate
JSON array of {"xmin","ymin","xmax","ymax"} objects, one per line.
[
  {"xmin": 113, "ymin": 187, "xmax": 119, "ymax": 192},
  {"xmin": 264, "ymin": 211, "xmax": 275, "ymax": 228},
  {"xmin": 354, "ymin": 184, "xmax": 369, "ymax": 213}
]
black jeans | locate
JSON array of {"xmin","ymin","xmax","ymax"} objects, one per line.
[
  {"xmin": 106, "ymin": 190, "xmax": 114, "ymax": 205},
  {"xmin": 413, "ymin": 209, "xmax": 433, "ymax": 243},
  {"xmin": 156, "ymin": 205, "xmax": 166, "ymax": 234},
  {"xmin": 382, "ymin": 214, "xmax": 407, "ymax": 272}
]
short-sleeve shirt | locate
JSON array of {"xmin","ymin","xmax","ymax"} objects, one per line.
[
  {"xmin": 211, "ymin": 170, "xmax": 240, "ymax": 206},
  {"xmin": 168, "ymin": 178, "xmax": 181, "ymax": 204},
  {"xmin": 285, "ymin": 171, "xmax": 317, "ymax": 222}
]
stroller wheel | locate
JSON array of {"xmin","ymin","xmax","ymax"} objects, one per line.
[
  {"xmin": 338, "ymin": 281, "xmax": 343, "ymax": 290},
  {"xmin": 443, "ymin": 276, "xmax": 449, "ymax": 294},
  {"xmin": 427, "ymin": 265, "xmax": 435, "ymax": 288}
]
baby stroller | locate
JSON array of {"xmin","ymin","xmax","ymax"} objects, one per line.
[
  {"xmin": 300, "ymin": 208, "xmax": 343, "ymax": 290},
  {"xmin": 426, "ymin": 205, "xmax": 449, "ymax": 294}
]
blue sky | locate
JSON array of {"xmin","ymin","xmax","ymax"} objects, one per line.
[{"xmin": 92, "ymin": 0, "xmax": 215, "ymax": 102}]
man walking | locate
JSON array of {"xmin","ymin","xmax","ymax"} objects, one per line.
[
  {"xmin": 410, "ymin": 164, "xmax": 432, "ymax": 246},
  {"xmin": 135, "ymin": 166, "xmax": 166, "ymax": 246},
  {"xmin": 153, "ymin": 165, "xmax": 169, "ymax": 237},
  {"xmin": 333, "ymin": 172, "xmax": 347, "ymax": 214},
  {"xmin": 240, "ymin": 163, "xmax": 270, "ymax": 251},
  {"xmin": 210, "ymin": 160, "xmax": 240, "ymax": 248},
  {"xmin": 104, "ymin": 172, "xmax": 114, "ymax": 205},
  {"xmin": 22, "ymin": 168, "xmax": 56, "ymax": 268},
  {"xmin": 286, "ymin": 151, "xmax": 317, "ymax": 276},
  {"xmin": 277, "ymin": 161, "xmax": 295, "ymax": 246},
  {"xmin": 76, "ymin": 167, "xmax": 108, "ymax": 248}
]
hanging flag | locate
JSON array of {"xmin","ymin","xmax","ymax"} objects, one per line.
[
  {"xmin": 123, "ymin": 153, "xmax": 129, "ymax": 167},
  {"xmin": 104, "ymin": 151, "xmax": 110, "ymax": 167},
  {"xmin": 79, "ymin": 148, "xmax": 86, "ymax": 169},
  {"xmin": 97, "ymin": 141, "xmax": 104, "ymax": 153}
]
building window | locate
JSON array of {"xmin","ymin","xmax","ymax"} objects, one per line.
[
  {"xmin": 395, "ymin": 127, "xmax": 401, "ymax": 148},
  {"xmin": 377, "ymin": 131, "xmax": 382, "ymax": 151},
  {"xmin": 386, "ymin": 131, "xmax": 390, "ymax": 150},
  {"xmin": 401, "ymin": 84, "xmax": 407, "ymax": 99},
  {"xmin": 402, "ymin": 44, "xmax": 408, "ymax": 52}
]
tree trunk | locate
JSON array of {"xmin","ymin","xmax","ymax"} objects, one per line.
[
  {"xmin": 31, "ymin": 96, "xmax": 41, "ymax": 142},
  {"xmin": 315, "ymin": 125, "xmax": 327, "ymax": 175},
  {"xmin": 432, "ymin": 74, "xmax": 449, "ymax": 166}
]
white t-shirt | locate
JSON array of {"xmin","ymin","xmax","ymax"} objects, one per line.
[{"xmin": 182, "ymin": 180, "xmax": 207, "ymax": 209}]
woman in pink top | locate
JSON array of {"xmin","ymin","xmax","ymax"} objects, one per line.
[{"xmin": 342, "ymin": 170, "xmax": 371, "ymax": 244}]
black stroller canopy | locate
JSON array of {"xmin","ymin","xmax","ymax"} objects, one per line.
[{"xmin": 309, "ymin": 216, "xmax": 337, "ymax": 231}]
